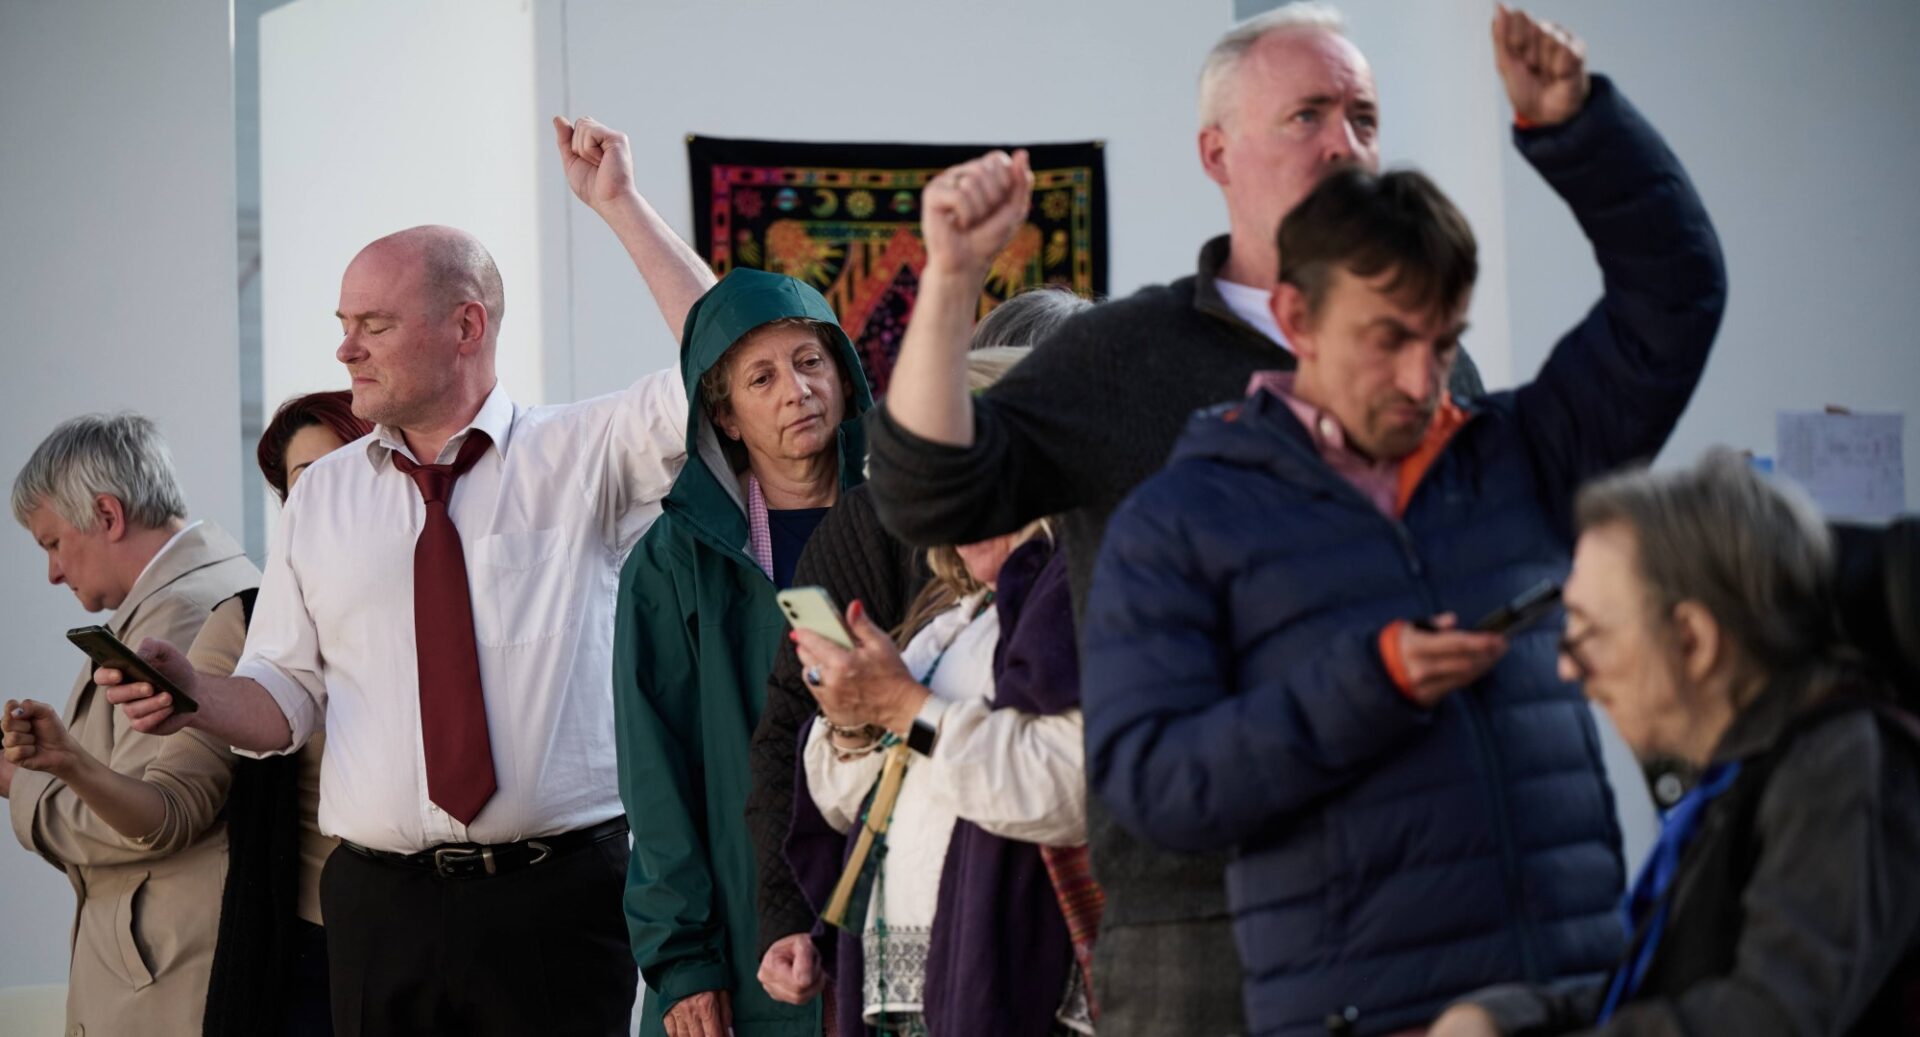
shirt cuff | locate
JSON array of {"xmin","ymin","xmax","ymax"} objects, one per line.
[
  {"xmin": 1378, "ymin": 620, "xmax": 1418, "ymax": 702},
  {"xmin": 229, "ymin": 658, "xmax": 318, "ymax": 757}
]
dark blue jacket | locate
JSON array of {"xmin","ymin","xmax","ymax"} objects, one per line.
[{"xmin": 1083, "ymin": 78, "xmax": 1726, "ymax": 1037}]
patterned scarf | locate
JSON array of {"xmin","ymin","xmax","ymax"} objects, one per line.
[
  {"xmin": 747, "ymin": 474, "xmax": 774, "ymax": 578},
  {"xmin": 1040, "ymin": 844, "xmax": 1105, "ymax": 1021}
]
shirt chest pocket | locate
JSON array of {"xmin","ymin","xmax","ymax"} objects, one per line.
[{"xmin": 469, "ymin": 528, "xmax": 571, "ymax": 646}]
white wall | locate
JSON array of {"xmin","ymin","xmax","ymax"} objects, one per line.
[
  {"xmin": 1501, "ymin": 1, "xmax": 1920, "ymax": 499},
  {"xmin": 0, "ymin": 0, "xmax": 242, "ymax": 992},
  {"xmin": 259, "ymin": 0, "xmax": 548, "ymax": 447}
]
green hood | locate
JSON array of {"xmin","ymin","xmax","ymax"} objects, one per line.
[{"xmin": 664, "ymin": 268, "xmax": 874, "ymax": 560}]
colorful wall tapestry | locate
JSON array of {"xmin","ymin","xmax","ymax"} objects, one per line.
[{"xmin": 688, "ymin": 136, "xmax": 1107, "ymax": 394}]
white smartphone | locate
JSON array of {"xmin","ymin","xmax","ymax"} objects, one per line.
[{"xmin": 775, "ymin": 585, "xmax": 855, "ymax": 649}]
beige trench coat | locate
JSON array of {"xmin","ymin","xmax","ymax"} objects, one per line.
[{"xmin": 9, "ymin": 522, "xmax": 259, "ymax": 1037}]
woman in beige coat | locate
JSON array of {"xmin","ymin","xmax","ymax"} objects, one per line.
[
  {"xmin": 4, "ymin": 413, "xmax": 261, "ymax": 1037},
  {"xmin": 5, "ymin": 394, "xmax": 367, "ymax": 1036}
]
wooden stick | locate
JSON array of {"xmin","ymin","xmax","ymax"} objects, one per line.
[{"xmin": 822, "ymin": 742, "xmax": 911, "ymax": 929}]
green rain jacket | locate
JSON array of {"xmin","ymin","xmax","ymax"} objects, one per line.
[{"xmin": 613, "ymin": 269, "xmax": 873, "ymax": 1036}]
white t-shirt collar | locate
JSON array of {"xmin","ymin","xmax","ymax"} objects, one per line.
[{"xmin": 1213, "ymin": 277, "xmax": 1291, "ymax": 352}]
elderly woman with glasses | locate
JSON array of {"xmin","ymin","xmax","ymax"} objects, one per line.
[{"xmin": 1432, "ymin": 449, "xmax": 1920, "ymax": 1037}]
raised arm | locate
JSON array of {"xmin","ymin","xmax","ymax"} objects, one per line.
[
  {"xmin": 1495, "ymin": 8, "xmax": 1727, "ymax": 524},
  {"xmin": 867, "ymin": 149, "xmax": 1098, "ymax": 546},
  {"xmin": 884, "ymin": 149, "xmax": 1032, "ymax": 447},
  {"xmin": 554, "ymin": 116, "xmax": 717, "ymax": 342}
]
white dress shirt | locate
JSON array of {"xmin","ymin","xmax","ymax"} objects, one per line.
[
  {"xmin": 233, "ymin": 373, "xmax": 687, "ymax": 853},
  {"xmin": 1213, "ymin": 277, "xmax": 1292, "ymax": 351}
]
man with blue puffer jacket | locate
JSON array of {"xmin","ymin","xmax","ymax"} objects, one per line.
[{"xmin": 1083, "ymin": 10, "xmax": 1726, "ymax": 1037}]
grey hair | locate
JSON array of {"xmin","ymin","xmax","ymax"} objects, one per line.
[
  {"xmin": 969, "ymin": 285, "xmax": 1094, "ymax": 353},
  {"xmin": 11, "ymin": 412, "xmax": 189, "ymax": 532},
  {"xmin": 1199, "ymin": 2, "xmax": 1348, "ymax": 127},
  {"xmin": 1575, "ymin": 448, "xmax": 1838, "ymax": 676},
  {"xmin": 965, "ymin": 347, "xmax": 1032, "ymax": 393}
]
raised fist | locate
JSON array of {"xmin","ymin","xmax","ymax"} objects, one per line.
[
  {"xmin": 553, "ymin": 115, "xmax": 639, "ymax": 214},
  {"xmin": 4, "ymin": 699, "xmax": 80, "ymax": 777},
  {"xmin": 921, "ymin": 149, "xmax": 1034, "ymax": 279},
  {"xmin": 1492, "ymin": 5, "xmax": 1590, "ymax": 128}
]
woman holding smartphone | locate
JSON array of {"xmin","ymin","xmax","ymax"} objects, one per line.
[
  {"xmin": 4, "ymin": 390, "xmax": 369, "ymax": 1036},
  {"xmin": 790, "ymin": 513, "xmax": 1088, "ymax": 1037}
]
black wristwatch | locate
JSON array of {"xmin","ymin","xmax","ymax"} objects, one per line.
[{"xmin": 906, "ymin": 715, "xmax": 939, "ymax": 756}]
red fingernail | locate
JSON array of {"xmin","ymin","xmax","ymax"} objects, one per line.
[
  {"xmin": 788, "ymin": 631, "xmax": 799, "ymax": 642},
  {"xmin": 851, "ymin": 600, "xmax": 865, "ymax": 622}
]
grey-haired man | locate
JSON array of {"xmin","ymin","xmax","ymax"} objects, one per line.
[{"xmin": 5, "ymin": 412, "xmax": 258, "ymax": 1036}]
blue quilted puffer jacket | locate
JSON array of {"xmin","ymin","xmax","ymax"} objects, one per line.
[{"xmin": 1083, "ymin": 76, "xmax": 1726, "ymax": 1037}]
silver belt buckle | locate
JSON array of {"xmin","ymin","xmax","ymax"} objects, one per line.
[{"xmin": 431, "ymin": 844, "xmax": 487, "ymax": 878}]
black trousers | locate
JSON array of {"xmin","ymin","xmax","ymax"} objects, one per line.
[
  {"xmin": 319, "ymin": 831, "xmax": 637, "ymax": 1037},
  {"xmin": 285, "ymin": 920, "xmax": 333, "ymax": 1037}
]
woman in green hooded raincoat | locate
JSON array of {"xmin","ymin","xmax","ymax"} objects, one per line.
[{"xmin": 613, "ymin": 267, "xmax": 873, "ymax": 1037}]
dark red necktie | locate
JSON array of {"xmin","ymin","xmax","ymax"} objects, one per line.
[{"xmin": 390, "ymin": 431, "xmax": 496, "ymax": 826}]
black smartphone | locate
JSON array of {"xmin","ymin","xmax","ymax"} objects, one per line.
[
  {"xmin": 1472, "ymin": 580, "xmax": 1563, "ymax": 636},
  {"xmin": 65, "ymin": 625, "xmax": 199, "ymax": 714}
]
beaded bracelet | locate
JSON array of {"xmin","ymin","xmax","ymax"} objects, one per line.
[{"xmin": 822, "ymin": 718, "xmax": 884, "ymax": 762}]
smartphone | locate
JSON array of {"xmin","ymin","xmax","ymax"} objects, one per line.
[
  {"xmin": 65, "ymin": 625, "xmax": 199, "ymax": 714},
  {"xmin": 775, "ymin": 586, "xmax": 855, "ymax": 650},
  {"xmin": 1472, "ymin": 580, "xmax": 1563, "ymax": 636}
]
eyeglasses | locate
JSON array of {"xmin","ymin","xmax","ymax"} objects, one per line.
[{"xmin": 1558, "ymin": 624, "xmax": 1597, "ymax": 683}]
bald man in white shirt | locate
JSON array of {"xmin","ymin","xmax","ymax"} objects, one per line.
[{"xmin": 98, "ymin": 118, "xmax": 715, "ymax": 1037}]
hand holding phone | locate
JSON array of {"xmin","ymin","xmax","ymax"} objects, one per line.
[
  {"xmin": 776, "ymin": 586, "xmax": 855, "ymax": 650},
  {"xmin": 1471, "ymin": 580, "xmax": 1563, "ymax": 636},
  {"xmin": 1413, "ymin": 580, "xmax": 1563, "ymax": 636},
  {"xmin": 66, "ymin": 626, "xmax": 200, "ymax": 714},
  {"xmin": 1394, "ymin": 616, "xmax": 1509, "ymax": 707}
]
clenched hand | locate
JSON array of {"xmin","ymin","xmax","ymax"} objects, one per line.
[{"xmin": 1493, "ymin": 5, "xmax": 1590, "ymax": 128}]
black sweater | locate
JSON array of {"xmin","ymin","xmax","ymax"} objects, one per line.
[
  {"xmin": 864, "ymin": 239, "xmax": 1484, "ymax": 1034},
  {"xmin": 744, "ymin": 483, "xmax": 927, "ymax": 957}
]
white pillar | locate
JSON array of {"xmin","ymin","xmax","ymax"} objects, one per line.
[
  {"xmin": 259, "ymin": 0, "xmax": 549, "ymax": 468},
  {"xmin": 0, "ymin": 0, "xmax": 241, "ymax": 992}
]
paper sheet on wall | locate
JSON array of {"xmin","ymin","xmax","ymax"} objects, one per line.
[{"xmin": 1775, "ymin": 411, "xmax": 1906, "ymax": 520}]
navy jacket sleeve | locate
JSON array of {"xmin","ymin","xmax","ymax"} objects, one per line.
[
  {"xmin": 1082, "ymin": 471, "xmax": 1433, "ymax": 853},
  {"xmin": 1511, "ymin": 75, "xmax": 1728, "ymax": 535}
]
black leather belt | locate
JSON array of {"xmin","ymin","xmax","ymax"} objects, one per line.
[{"xmin": 342, "ymin": 816, "xmax": 628, "ymax": 879}]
